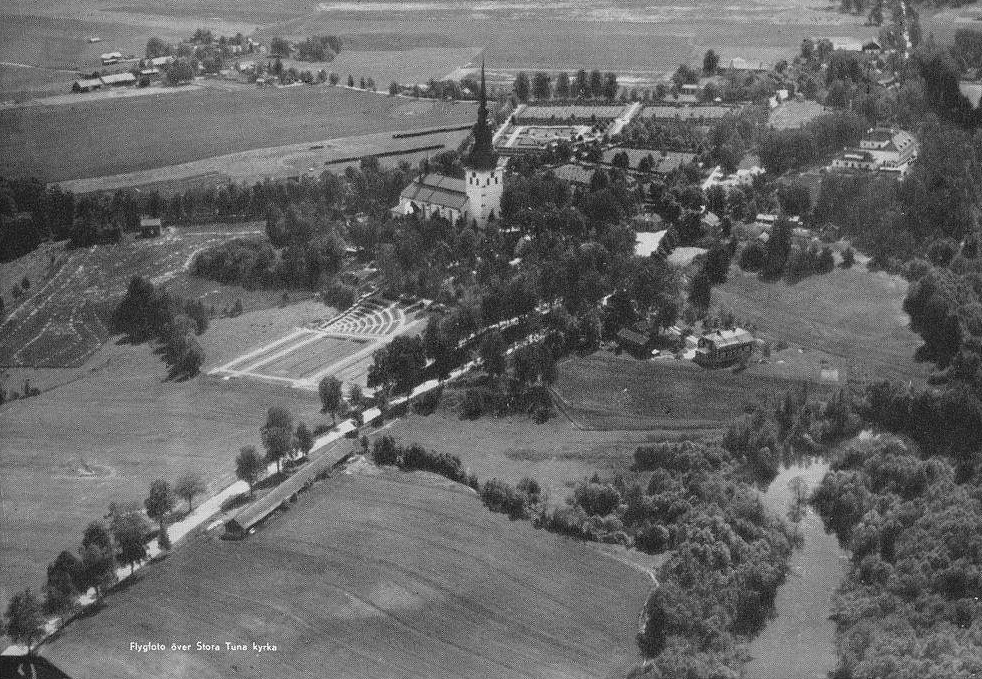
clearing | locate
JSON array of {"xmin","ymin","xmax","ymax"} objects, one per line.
[
  {"xmin": 40, "ymin": 469, "xmax": 649, "ymax": 679},
  {"xmin": 713, "ymin": 267, "xmax": 931, "ymax": 383}
]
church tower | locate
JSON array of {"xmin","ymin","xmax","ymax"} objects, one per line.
[{"xmin": 464, "ymin": 60, "xmax": 503, "ymax": 229}]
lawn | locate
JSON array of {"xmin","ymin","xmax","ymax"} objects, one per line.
[
  {"xmin": 713, "ymin": 267, "xmax": 931, "ymax": 383},
  {"xmin": 0, "ymin": 340, "xmax": 326, "ymax": 610},
  {"xmin": 553, "ymin": 352, "xmax": 827, "ymax": 432},
  {"xmin": 40, "ymin": 469, "xmax": 650, "ymax": 679},
  {"xmin": 0, "ymin": 84, "xmax": 477, "ymax": 181}
]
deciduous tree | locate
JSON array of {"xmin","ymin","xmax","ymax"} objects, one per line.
[
  {"xmin": 235, "ymin": 445, "xmax": 264, "ymax": 495},
  {"xmin": 174, "ymin": 472, "xmax": 206, "ymax": 512}
]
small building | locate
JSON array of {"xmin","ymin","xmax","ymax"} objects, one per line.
[
  {"xmin": 694, "ymin": 328, "xmax": 755, "ymax": 368},
  {"xmin": 828, "ymin": 127, "xmax": 918, "ymax": 177},
  {"xmin": 862, "ymin": 39, "xmax": 882, "ymax": 53},
  {"xmin": 100, "ymin": 51, "xmax": 123, "ymax": 65},
  {"xmin": 140, "ymin": 216, "xmax": 162, "ymax": 237},
  {"xmin": 616, "ymin": 326, "xmax": 652, "ymax": 357},
  {"xmin": 723, "ymin": 58, "xmax": 769, "ymax": 73},
  {"xmin": 100, "ymin": 72, "xmax": 136, "ymax": 87},
  {"xmin": 72, "ymin": 77, "xmax": 103, "ymax": 93},
  {"xmin": 88, "ymin": 36, "xmax": 102, "ymax": 43}
]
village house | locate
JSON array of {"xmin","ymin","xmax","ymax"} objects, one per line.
[
  {"xmin": 693, "ymin": 328, "xmax": 755, "ymax": 368},
  {"xmin": 829, "ymin": 127, "xmax": 918, "ymax": 177},
  {"xmin": 100, "ymin": 51, "xmax": 123, "ymax": 65}
]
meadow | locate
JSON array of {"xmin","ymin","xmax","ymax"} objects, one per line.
[
  {"xmin": 40, "ymin": 469, "xmax": 649, "ymax": 679},
  {"xmin": 713, "ymin": 267, "xmax": 931, "ymax": 383},
  {"xmin": 0, "ymin": 85, "xmax": 477, "ymax": 182},
  {"xmin": 0, "ymin": 340, "xmax": 326, "ymax": 610},
  {"xmin": 553, "ymin": 352, "xmax": 826, "ymax": 432}
]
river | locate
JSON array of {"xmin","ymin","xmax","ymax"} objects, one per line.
[{"xmin": 744, "ymin": 459, "xmax": 848, "ymax": 679}]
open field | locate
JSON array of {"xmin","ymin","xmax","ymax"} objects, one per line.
[
  {"xmin": 0, "ymin": 85, "xmax": 477, "ymax": 182},
  {"xmin": 713, "ymin": 267, "xmax": 931, "ymax": 383},
  {"xmin": 553, "ymin": 352, "xmax": 829, "ymax": 431},
  {"xmin": 379, "ymin": 408, "xmax": 662, "ymax": 502},
  {"xmin": 0, "ymin": 340, "xmax": 326, "ymax": 609},
  {"xmin": 0, "ymin": 224, "xmax": 268, "ymax": 368},
  {"xmin": 56, "ymin": 124, "xmax": 470, "ymax": 196},
  {"xmin": 40, "ymin": 469, "xmax": 649, "ymax": 679}
]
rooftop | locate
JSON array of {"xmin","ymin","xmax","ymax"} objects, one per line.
[{"xmin": 400, "ymin": 173, "xmax": 468, "ymax": 211}]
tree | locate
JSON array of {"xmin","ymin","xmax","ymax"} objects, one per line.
[
  {"xmin": 166, "ymin": 57, "xmax": 195, "ymax": 85},
  {"xmin": 367, "ymin": 335, "xmax": 427, "ymax": 394},
  {"xmin": 261, "ymin": 406, "xmax": 294, "ymax": 473},
  {"xmin": 589, "ymin": 70, "xmax": 603, "ymax": 99},
  {"xmin": 295, "ymin": 421, "xmax": 314, "ymax": 458},
  {"xmin": 532, "ymin": 71, "xmax": 551, "ymax": 100},
  {"xmin": 236, "ymin": 445, "xmax": 264, "ymax": 495},
  {"xmin": 762, "ymin": 218, "xmax": 793, "ymax": 280},
  {"xmin": 690, "ymin": 269, "xmax": 712, "ymax": 310},
  {"xmin": 174, "ymin": 472, "xmax": 206, "ymax": 512},
  {"xmin": 602, "ymin": 72, "xmax": 618, "ymax": 100},
  {"xmin": 347, "ymin": 74, "xmax": 354, "ymax": 87},
  {"xmin": 44, "ymin": 550, "xmax": 83, "ymax": 615},
  {"xmin": 348, "ymin": 382, "xmax": 363, "ymax": 408},
  {"xmin": 270, "ymin": 36, "xmax": 292, "ymax": 57},
  {"xmin": 703, "ymin": 49, "xmax": 720, "ymax": 74},
  {"xmin": 5, "ymin": 589, "xmax": 43, "ymax": 654},
  {"xmin": 575, "ymin": 69, "xmax": 589, "ymax": 98},
  {"xmin": 479, "ymin": 330, "xmax": 507, "ymax": 379},
  {"xmin": 318, "ymin": 375, "xmax": 343, "ymax": 424},
  {"xmin": 111, "ymin": 511, "xmax": 149, "ymax": 574},
  {"xmin": 514, "ymin": 71, "xmax": 531, "ymax": 102},
  {"xmin": 329, "ymin": 72, "xmax": 340, "ymax": 86},
  {"xmin": 389, "ymin": 81, "xmax": 399, "ymax": 96},
  {"xmin": 556, "ymin": 71, "xmax": 571, "ymax": 98},
  {"xmin": 146, "ymin": 36, "xmax": 170, "ymax": 58},
  {"xmin": 144, "ymin": 479, "xmax": 174, "ymax": 538},
  {"xmin": 79, "ymin": 522, "xmax": 116, "ymax": 597}
]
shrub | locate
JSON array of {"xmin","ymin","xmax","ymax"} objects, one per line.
[{"xmin": 481, "ymin": 478, "xmax": 530, "ymax": 519}]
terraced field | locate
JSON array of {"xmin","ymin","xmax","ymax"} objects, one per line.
[
  {"xmin": 0, "ymin": 227, "xmax": 262, "ymax": 368},
  {"xmin": 40, "ymin": 469, "xmax": 650, "ymax": 679}
]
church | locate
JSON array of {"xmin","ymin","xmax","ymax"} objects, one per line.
[{"xmin": 392, "ymin": 62, "xmax": 503, "ymax": 228}]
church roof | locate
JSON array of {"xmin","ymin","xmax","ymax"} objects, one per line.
[{"xmin": 401, "ymin": 173, "xmax": 468, "ymax": 210}]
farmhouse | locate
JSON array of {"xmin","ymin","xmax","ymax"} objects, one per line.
[
  {"xmin": 392, "ymin": 63, "xmax": 502, "ymax": 228},
  {"xmin": 100, "ymin": 51, "xmax": 123, "ymax": 65},
  {"xmin": 693, "ymin": 328, "xmax": 755, "ymax": 368},
  {"xmin": 616, "ymin": 325, "xmax": 653, "ymax": 357}
]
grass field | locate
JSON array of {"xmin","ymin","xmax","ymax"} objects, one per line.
[
  {"xmin": 40, "ymin": 469, "xmax": 650, "ymax": 679},
  {"xmin": 379, "ymin": 408, "xmax": 662, "ymax": 502},
  {"xmin": 0, "ymin": 85, "xmax": 477, "ymax": 181},
  {"xmin": 0, "ymin": 340, "xmax": 327, "ymax": 610},
  {"xmin": 553, "ymin": 352, "xmax": 827, "ymax": 431},
  {"xmin": 713, "ymin": 267, "xmax": 931, "ymax": 383}
]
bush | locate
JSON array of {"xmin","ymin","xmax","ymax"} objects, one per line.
[
  {"xmin": 739, "ymin": 241, "xmax": 766, "ymax": 271},
  {"xmin": 412, "ymin": 386, "xmax": 442, "ymax": 415},
  {"xmin": 840, "ymin": 246, "xmax": 855, "ymax": 268},
  {"xmin": 481, "ymin": 478, "xmax": 530, "ymax": 519}
]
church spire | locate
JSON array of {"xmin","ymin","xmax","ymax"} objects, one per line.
[{"xmin": 465, "ymin": 58, "xmax": 498, "ymax": 171}]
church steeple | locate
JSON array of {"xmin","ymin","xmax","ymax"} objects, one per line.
[{"xmin": 465, "ymin": 59, "xmax": 498, "ymax": 171}]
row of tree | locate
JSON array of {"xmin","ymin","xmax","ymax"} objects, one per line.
[{"xmin": 512, "ymin": 69, "xmax": 619, "ymax": 102}]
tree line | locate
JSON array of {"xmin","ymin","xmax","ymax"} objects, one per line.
[{"xmin": 512, "ymin": 69, "xmax": 620, "ymax": 102}]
